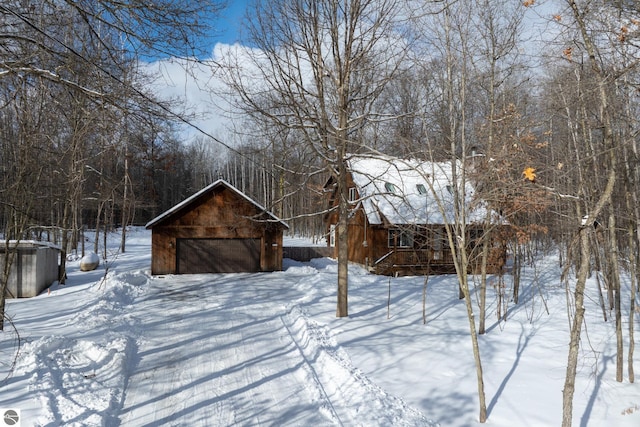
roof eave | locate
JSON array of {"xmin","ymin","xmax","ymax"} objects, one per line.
[{"xmin": 145, "ymin": 179, "xmax": 289, "ymax": 230}]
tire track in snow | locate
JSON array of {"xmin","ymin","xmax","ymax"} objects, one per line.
[
  {"xmin": 280, "ymin": 304, "xmax": 435, "ymax": 427},
  {"xmin": 280, "ymin": 310, "xmax": 344, "ymax": 425},
  {"xmin": 15, "ymin": 265, "xmax": 434, "ymax": 426},
  {"xmin": 119, "ymin": 274, "xmax": 338, "ymax": 426},
  {"xmin": 14, "ymin": 270, "xmax": 148, "ymax": 426}
]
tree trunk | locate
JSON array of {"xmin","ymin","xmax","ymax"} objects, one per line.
[
  {"xmin": 103, "ymin": 204, "xmax": 109, "ymax": 260},
  {"xmin": 562, "ymin": 3, "xmax": 620, "ymax": 424},
  {"xmin": 562, "ymin": 168, "xmax": 616, "ymax": 427},
  {"xmin": 607, "ymin": 212, "xmax": 623, "ymax": 382},
  {"xmin": 441, "ymin": 3, "xmax": 486, "ymax": 421},
  {"xmin": 94, "ymin": 201, "xmax": 103, "ymax": 255},
  {"xmin": 0, "ymin": 245, "xmax": 16, "ymax": 331},
  {"xmin": 336, "ymin": 210, "xmax": 349, "ymax": 317},
  {"xmin": 478, "ymin": 238, "xmax": 489, "ymax": 334},
  {"xmin": 459, "ymin": 260, "xmax": 488, "ymax": 423},
  {"xmin": 120, "ymin": 153, "xmax": 130, "ymax": 253},
  {"xmin": 628, "ymin": 195, "xmax": 639, "ymax": 384},
  {"xmin": 629, "ymin": 221, "xmax": 637, "ymax": 383},
  {"xmin": 513, "ymin": 243, "xmax": 521, "ymax": 304},
  {"xmin": 422, "ymin": 273, "xmax": 430, "ymax": 325},
  {"xmin": 623, "ymin": 140, "xmax": 639, "ymax": 384},
  {"xmin": 58, "ymin": 202, "xmax": 71, "ymax": 285},
  {"xmin": 562, "ymin": 227, "xmax": 590, "ymax": 427},
  {"xmin": 336, "ymin": 155, "xmax": 349, "ymax": 318}
]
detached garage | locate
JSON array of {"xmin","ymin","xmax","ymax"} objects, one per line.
[{"xmin": 146, "ymin": 179, "xmax": 288, "ymax": 275}]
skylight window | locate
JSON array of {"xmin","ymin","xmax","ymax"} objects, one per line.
[
  {"xmin": 416, "ymin": 183, "xmax": 427, "ymax": 195},
  {"xmin": 384, "ymin": 182, "xmax": 396, "ymax": 193}
]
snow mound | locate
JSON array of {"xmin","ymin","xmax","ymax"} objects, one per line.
[
  {"xmin": 309, "ymin": 258, "xmax": 338, "ymax": 271},
  {"xmin": 64, "ymin": 271, "xmax": 148, "ymax": 329},
  {"xmin": 79, "ymin": 252, "xmax": 100, "ymax": 271},
  {"xmin": 282, "ymin": 305, "xmax": 436, "ymax": 426},
  {"xmin": 284, "ymin": 264, "xmax": 319, "ymax": 275},
  {"xmin": 13, "ymin": 270, "xmax": 149, "ymax": 426}
]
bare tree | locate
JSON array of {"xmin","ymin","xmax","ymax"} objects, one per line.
[
  {"xmin": 412, "ymin": 0, "xmax": 491, "ymax": 421},
  {"xmin": 467, "ymin": 0, "xmax": 526, "ymax": 335},
  {"xmin": 221, "ymin": 0, "xmax": 409, "ymax": 317},
  {"xmin": 558, "ymin": 1, "xmax": 634, "ymax": 424},
  {"xmin": 0, "ymin": 0, "xmax": 222, "ymax": 328},
  {"xmin": 0, "ymin": 82, "xmax": 48, "ymax": 329}
]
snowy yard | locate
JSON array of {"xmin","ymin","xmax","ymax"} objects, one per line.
[{"xmin": 1, "ymin": 228, "xmax": 639, "ymax": 426}]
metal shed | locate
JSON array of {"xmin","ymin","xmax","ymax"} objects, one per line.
[
  {"xmin": 145, "ymin": 180, "xmax": 289, "ymax": 275},
  {"xmin": 1, "ymin": 241, "xmax": 61, "ymax": 298}
]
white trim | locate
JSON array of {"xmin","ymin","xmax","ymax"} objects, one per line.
[{"xmin": 348, "ymin": 187, "xmax": 357, "ymax": 202}]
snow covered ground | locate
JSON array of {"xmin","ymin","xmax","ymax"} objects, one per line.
[{"xmin": 1, "ymin": 228, "xmax": 639, "ymax": 426}]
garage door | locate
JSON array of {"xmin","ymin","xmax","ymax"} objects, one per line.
[{"xmin": 177, "ymin": 239, "xmax": 261, "ymax": 274}]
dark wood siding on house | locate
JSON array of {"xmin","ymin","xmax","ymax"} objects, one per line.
[{"xmin": 324, "ymin": 172, "xmax": 507, "ymax": 276}]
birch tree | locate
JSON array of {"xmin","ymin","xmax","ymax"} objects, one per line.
[
  {"xmin": 557, "ymin": 1, "xmax": 638, "ymax": 424},
  {"xmin": 413, "ymin": 0, "xmax": 490, "ymax": 421}
]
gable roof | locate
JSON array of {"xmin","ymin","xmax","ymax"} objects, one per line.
[
  {"xmin": 145, "ymin": 179, "xmax": 289, "ymax": 229},
  {"xmin": 346, "ymin": 154, "xmax": 491, "ymax": 225}
]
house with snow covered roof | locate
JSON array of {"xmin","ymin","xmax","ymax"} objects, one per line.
[{"xmin": 324, "ymin": 154, "xmax": 506, "ymax": 276}]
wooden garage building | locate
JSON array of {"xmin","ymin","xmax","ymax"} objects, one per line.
[{"xmin": 146, "ymin": 179, "xmax": 288, "ymax": 275}]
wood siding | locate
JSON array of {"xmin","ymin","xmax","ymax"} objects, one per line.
[
  {"xmin": 149, "ymin": 186, "xmax": 285, "ymax": 275},
  {"xmin": 325, "ymin": 174, "xmax": 506, "ymax": 276}
]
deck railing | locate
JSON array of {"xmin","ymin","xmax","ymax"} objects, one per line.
[
  {"xmin": 372, "ymin": 248, "xmax": 505, "ymax": 276},
  {"xmin": 373, "ymin": 249, "xmax": 455, "ymax": 275}
]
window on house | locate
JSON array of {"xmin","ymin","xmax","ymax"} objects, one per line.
[
  {"xmin": 432, "ymin": 227, "xmax": 450, "ymax": 250},
  {"xmin": 416, "ymin": 183, "xmax": 428, "ymax": 195},
  {"xmin": 388, "ymin": 228, "xmax": 412, "ymax": 248},
  {"xmin": 468, "ymin": 228, "xmax": 483, "ymax": 250},
  {"xmin": 329, "ymin": 224, "xmax": 336, "ymax": 247},
  {"xmin": 384, "ymin": 182, "xmax": 396, "ymax": 193},
  {"xmin": 348, "ymin": 187, "xmax": 357, "ymax": 202}
]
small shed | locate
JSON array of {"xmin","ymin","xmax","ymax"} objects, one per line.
[
  {"xmin": 145, "ymin": 179, "xmax": 289, "ymax": 275},
  {"xmin": 1, "ymin": 241, "xmax": 61, "ymax": 298}
]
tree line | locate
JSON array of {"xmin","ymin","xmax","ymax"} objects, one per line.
[
  {"xmin": 215, "ymin": 1, "xmax": 640, "ymax": 425},
  {"xmin": 1, "ymin": 1, "xmax": 639, "ymax": 426}
]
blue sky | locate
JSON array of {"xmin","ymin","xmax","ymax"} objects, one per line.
[
  {"xmin": 145, "ymin": 3, "xmax": 253, "ymax": 142},
  {"xmin": 212, "ymin": 1, "xmax": 248, "ymax": 45},
  {"xmin": 151, "ymin": 0, "xmax": 563, "ymax": 143}
]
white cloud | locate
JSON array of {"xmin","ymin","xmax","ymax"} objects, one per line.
[{"xmin": 142, "ymin": 45, "xmax": 240, "ymax": 143}]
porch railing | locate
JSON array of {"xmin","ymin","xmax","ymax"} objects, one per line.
[
  {"xmin": 373, "ymin": 247, "xmax": 505, "ymax": 276},
  {"xmin": 373, "ymin": 249, "xmax": 455, "ymax": 275}
]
